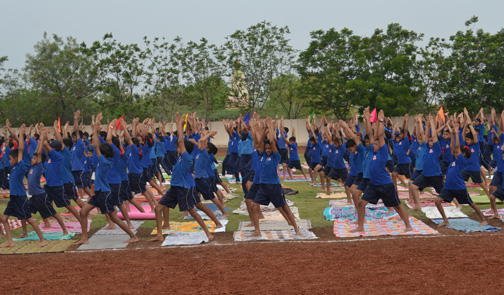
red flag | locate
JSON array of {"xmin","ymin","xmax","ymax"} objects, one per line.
[
  {"xmin": 117, "ymin": 115, "xmax": 124, "ymax": 130},
  {"xmin": 58, "ymin": 118, "xmax": 61, "ymax": 133},
  {"xmin": 436, "ymin": 106, "xmax": 445, "ymax": 123},
  {"xmin": 370, "ymin": 108, "xmax": 377, "ymax": 123}
]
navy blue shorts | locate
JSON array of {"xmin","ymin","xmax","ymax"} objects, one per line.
[
  {"xmin": 386, "ymin": 160, "xmax": 394, "ymax": 173},
  {"xmin": 461, "ymin": 170, "xmax": 483, "ymax": 184},
  {"xmin": 394, "ymin": 163, "xmax": 412, "ymax": 178},
  {"xmin": 84, "ymin": 171, "xmax": 93, "ymax": 186},
  {"xmin": 29, "ymin": 193, "xmax": 57, "ymax": 219},
  {"xmin": 412, "ymin": 174, "xmax": 444, "ymax": 194},
  {"xmin": 279, "ymin": 148, "xmax": 289, "ymax": 164},
  {"xmin": 72, "ymin": 170, "xmax": 89, "ymax": 188},
  {"xmin": 439, "ymin": 188, "xmax": 473, "ymax": 205},
  {"xmin": 63, "ymin": 183, "xmax": 78, "ymax": 200},
  {"xmin": 490, "ymin": 172, "xmax": 503, "ymax": 188},
  {"xmin": 409, "ymin": 169, "xmax": 423, "ymax": 182},
  {"xmin": 245, "ymin": 183, "xmax": 260, "ymax": 200},
  {"xmin": 440, "ymin": 161, "xmax": 450, "ymax": 175},
  {"xmin": 356, "ymin": 178, "xmax": 370, "ymax": 192},
  {"xmin": 328, "ymin": 168, "xmax": 348, "ymax": 182},
  {"xmin": 209, "ymin": 176, "xmax": 218, "ymax": 192},
  {"xmin": 309, "ymin": 162, "xmax": 321, "ymax": 171},
  {"xmin": 45, "ymin": 185, "xmax": 69, "ymax": 208},
  {"xmin": 288, "ymin": 160, "xmax": 302, "ymax": 170},
  {"xmin": 213, "ymin": 170, "xmax": 223, "ymax": 184},
  {"xmin": 304, "ymin": 148, "xmax": 312, "ymax": 166},
  {"xmin": 345, "ymin": 174, "xmax": 357, "ymax": 187},
  {"xmin": 4, "ymin": 195, "xmax": 32, "ymax": 220},
  {"xmin": 159, "ymin": 186, "xmax": 195, "ymax": 212},
  {"xmin": 362, "ymin": 183, "xmax": 401, "ymax": 207},
  {"xmin": 195, "ymin": 178, "xmax": 215, "ymax": 200},
  {"xmin": 88, "ymin": 190, "xmax": 116, "ymax": 214},
  {"xmin": 254, "ymin": 183, "xmax": 286, "ymax": 208},
  {"xmin": 143, "ymin": 167, "xmax": 153, "ymax": 183},
  {"xmin": 492, "ymin": 187, "xmax": 504, "ymax": 201},
  {"xmin": 119, "ymin": 181, "xmax": 133, "ymax": 202},
  {"xmin": 320, "ymin": 156, "xmax": 328, "ymax": 167},
  {"xmin": 110, "ymin": 183, "xmax": 122, "ymax": 206},
  {"xmin": 353, "ymin": 173, "xmax": 363, "ymax": 186},
  {"xmin": 246, "ymin": 170, "xmax": 255, "ymax": 182},
  {"xmin": 129, "ymin": 173, "xmax": 146, "ymax": 194},
  {"xmin": 149, "ymin": 162, "xmax": 158, "ymax": 178},
  {"xmin": 322, "ymin": 166, "xmax": 332, "ymax": 175}
]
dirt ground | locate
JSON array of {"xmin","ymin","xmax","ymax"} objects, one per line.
[{"xmin": 3, "ymin": 226, "xmax": 504, "ymax": 295}]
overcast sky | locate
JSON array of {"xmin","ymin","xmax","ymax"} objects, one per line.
[{"xmin": 1, "ymin": 0, "xmax": 502, "ymax": 69}]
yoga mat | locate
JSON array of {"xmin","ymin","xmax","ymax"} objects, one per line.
[
  {"xmin": 333, "ymin": 216, "xmax": 439, "ymax": 237},
  {"xmin": 151, "ymin": 220, "xmax": 229, "ymax": 235},
  {"xmin": 1, "ymin": 219, "xmax": 23, "ymax": 234},
  {"xmin": 422, "ymin": 206, "xmax": 468, "ymax": 219},
  {"xmin": 397, "ymin": 191, "xmax": 435, "ymax": 200},
  {"xmin": 317, "ymin": 192, "xmax": 347, "ymax": 199},
  {"xmin": 328, "ymin": 199, "xmax": 384, "ymax": 208},
  {"xmin": 118, "ymin": 205, "xmax": 155, "ymax": 220},
  {"xmin": 0, "ymin": 240, "xmax": 75, "ymax": 255},
  {"xmin": 182, "ymin": 210, "xmax": 227, "ymax": 220},
  {"xmin": 468, "ymin": 191, "xmax": 482, "ymax": 196},
  {"xmin": 261, "ymin": 208, "xmax": 300, "ymax": 222},
  {"xmin": 471, "ymin": 195, "xmax": 502, "ymax": 204},
  {"xmin": 39, "ymin": 220, "xmax": 91, "ymax": 233},
  {"xmin": 324, "ymin": 206, "xmax": 396, "ymax": 221},
  {"xmin": 94, "ymin": 221, "xmax": 144, "ymax": 235},
  {"xmin": 481, "ymin": 208, "xmax": 504, "ymax": 216},
  {"xmin": 233, "ymin": 228, "xmax": 318, "ymax": 242},
  {"xmin": 406, "ymin": 200, "xmax": 452, "ymax": 208},
  {"xmin": 237, "ymin": 220, "xmax": 312, "ymax": 231},
  {"xmin": 284, "ymin": 178, "xmax": 311, "ymax": 182},
  {"xmin": 431, "ymin": 218, "xmax": 501, "ymax": 233},
  {"xmin": 161, "ymin": 232, "xmax": 209, "ymax": 246},
  {"xmin": 201, "ymin": 203, "xmax": 231, "ymax": 211},
  {"xmin": 77, "ymin": 234, "xmax": 131, "ymax": 250},
  {"xmin": 13, "ymin": 232, "xmax": 75, "ymax": 241}
]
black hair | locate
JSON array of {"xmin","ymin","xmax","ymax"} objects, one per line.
[
  {"xmin": 462, "ymin": 146, "xmax": 472, "ymax": 159},
  {"xmin": 100, "ymin": 143, "xmax": 115, "ymax": 158},
  {"xmin": 184, "ymin": 140, "xmax": 194, "ymax": 154},
  {"xmin": 207, "ymin": 142, "xmax": 218, "ymax": 155},
  {"xmin": 289, "ymin": 136, "xmax": 296, "ymax": 142},
  {"xmin": 241, "ymin": 131, "xmax": 248, "ymax": 141},
  {"xmin": 475, "ymin": 118, "xmax": 481, "ymax": 123},
  {"xmin": 8, "ymin": 141, "xmax": 14, "ymax": 148},
  {"xmin": 99, "ymin": 131, "xmax": 107, "ymax": 139},
  {"xmin": 71, "ymin": 130, "xmax": 84, "ymax": 138},
  {"xmin": 49, "ymin": 140, "xmax": 62, "ymax": 152},
  {"xmin": 364, "ymin": 134, "xmax": 370, "ymax": 141},
  {"xmin": 314, "ymin": 128, "xmax": 320, "ymax": 135},
  {"xmin": 33, "ymin": 133, "xmax": 40, "ymax": 140},
  {"xmin": 475, "ymin": 128, "xmax": 480, "ymax": 134},
  {"xmin": 41, "ymin": 153, "xmax": 47, "ymax": 163},
  {"xmin": 111, "ymin": 136, "xmax": 120, "ymax": 149},
  {"xmin": 158, "ymin": 135, "xmax": 165, "ymax": 142},
  {"xmin": 284, "ymin": 127, "xmax": 289, "ymax": 133},
  {"xmin": 309, "ymin": 136, "xmax": 316, "ymax": 143},
  {"xmin": 146, "ymin": 133, "xmax": 154, "ymax": 148},
  {"xmin": 132, "ymin": 137, "xmax": 140, "ymax": 147},
  {"xmin": 465, "ymin": 133, "xmax": 474, "ymax": 140},
  {"xmin": 63, "ymin": 138, "xmax": 73, "ymax": 149},
  {"xmin": 83, "ymin": 132, "xmax": 89, "ymax": 138},
  {"xmin": 9, "ymin": 149, "xmax": 18, "ymax": 160},
  {"xmin": 346, "ymin": 139, "xmax": 356, "ymax": 149},
  {"xmin": 205, "ymin": 127, "xmax": 209, "ymax": 131},
  {"xmin": 166, "ymin": 132, "xmax": 171, "ymax": 137}
]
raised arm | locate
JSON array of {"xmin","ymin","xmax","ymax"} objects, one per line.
[
  {"xmin": 453, "ymin": 124, "xmax": 461, "ymax": 157},
  {"xmin": 121, "ymin": 119, "xmax": 133, "ymax": 147},
  {"xmin": 73, "ymin": 110, "xmax": 81, "ymax": 140},
  {"xmin": 416, "ymin": 115, "xmax": 425, "ymax": 145},
  {"xmin": 377, "ymin": 110, "xmax": 385, "ymax": 148},
  {"xmin": 266, "ymin": 118, "xmax": 277, "ymax": 154},
  {"xmin": 429, "ymin": 114, "xmax": 438, "ymax": 143},
  {"xmin": 94, "ymin": 114, "xmax": 102, "ymax": 157},
  {"xmin": 33, "ymin": 129, "xmax": 46, "ymax": 164},
  {"xmin": 175, "ymin": 113, "xmax": 186, "ymax": 154},
  {"xmin": 402, "ymin": 114, "xmax": 409, "ymax": 135}
]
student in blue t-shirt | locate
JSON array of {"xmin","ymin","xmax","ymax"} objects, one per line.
[
  {"xmin": 391, "ymin": 114, "xmax": 412, "ymax": 193},
  {"xmin": 352, "ymin": 108, "xmax": 374, "ymax": 205},
  {"xmin": 308, "ymin": 121, "xmax": 323, "ymax": 186},
  {"xmin": 407, "ymin": 115, "xmax": 427, "ymax": 209},
  {"xmin": 488, "ymin": 112, "xmax": 504, "ymax": 219},
  {"xmin": 70, "ymin": 111, "xmax": 93, "ymax": 200},
  {"xmin": 439, "ymin": 129, "xmax": 453, "ymax": 175},
  {"xmin": 277, "ymin": 117, "xmax": 290, "ymax": 179},
  {"xmin": 340, "ymin": 120, "xmax": 366, "ymax": 205},
  {"xmin": 435, "ymin": 123, "xmax": 487, "ymax": 227},
  {"xmin": 249, "ymin": 117, "xmax": 302, "ymax": 238},
  {"xmin": 281, "ymin": 127, "xmax": 308, "ymax": 180},
  {"xmin": 76, "ymin": 117, "xmax": 139, "ymax": 246},
  {"xmin": 460, "ymin": 108, "xmax": 490, "ymax": 198},
  {"xmin": 352, "ymin": 110, "xmax": 412, "ymax": 233},
  {"xmin": 0, "ymin": 122, "xmax": 47, "ymax": 248},
  {"xmin": 149, "ymin": 113, "xmax": 216, "ymax": 243},
  {"xmin": 410, "ymin": 114, "xmax": 444, "ymax": 211},
  {"xmin": 325, "ymin": 134, "xmax": 349, "ymax": 199}
]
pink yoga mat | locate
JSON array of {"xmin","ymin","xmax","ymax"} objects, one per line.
[
  {"xmin": 397, "ymin": 191, "xmax": 435, "ymax": 200},
  {"xmin": 39, "ymin": 220, "xmax": 91, "ymax": 233},
  {"xmin": 117, "ymin": 205, "xmax": 155, "ymax": 220}
]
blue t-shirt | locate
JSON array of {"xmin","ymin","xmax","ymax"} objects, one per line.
[
  {"xmin": 194, "ymin": 148, "xmax": 210, "ymax": 178},
  {"xmin": 149, "ymin": 138, "xmax": 157, "ymax": 160},
  {"xmin": 439, "ymin": 137, "xmax": 452, "ymax": 163},
  {"xmin": 414, "ymin": 142, "xmax": 427, "ymax": 171},
  {"xmin": 464, "ymin": 143, "xmax": 480, "ymax": 172},
  {"xmin": 171, "ymin": 151, "xmax": 193, "ymax": 189},
  {"xmin": 422, "ymin": 141, "xmax": 442, "ymax": 177},
  {"xmin": 408, "ymin": 137, "xmax": 417, "ymax": 160},
  {"xmin": 230, "ymin": 132, "xmax": 239, "ymax": 153},
  {"xmin": 71, "ymin": 139, "xmax": 85, "ymax": 171},
  {"xmin": 28, "ymin": 138, "xmax": 38, "ymax": 161},
  {"xmin": 60, "ymin": 147, "xmax": 75, "ymax": 184},
  {"xmin": 252, "ymin": 150, "xmax": 262, "ymax": 184},
  {"xmin": 260, "ymin": 151, "xmax": 281, "ymax": 185},
  {"xmin": 362, "ymin": 145, "xmax": 373, "ymax": 179},
  {"xmin": 118, "ymin": 145, "xmax": 130, "ymax": 182},
  {"xmin": 310, "ymin": 142, "xmax": 322, "ymax": 163},
  {"xmin": 107, "ymin": 144, "xmax": 122, "ymax": 184},
  {"xmin": 355, "ymin": 144, "xmax": 365, "ymax": 173},
  {"xmin": 476, "ymin": 124, "xmax": 484, "ymax": 143},
  {"xmin": 140, "ymin": 143, "xmax": 153, "ymax": 168},
  {"xmin": 277, "ymin": 129, "xmax": 287, "ymax": 149},
  {"xmin": 226, "ymin": 136, "xmax": 233, "ymax": 155},
  {"xmin": 493, "ymin": 134, "xmax": 504, "ymax": 173},
  {"xmin": 28, "ymin": 162, "xmax": 46, "ymax": 196},
  {"xmin": 155, "ymin": 139, "xmax": 165, "ymax": 158},
  {"xmin": 3, "ymin": 145, "xmax": 11, "ymax": 167},
  {"xmin": 369, "ymin": 144, "xmax": 393, "ymax": 186},
  {"xmin": 322, "ymin": 142, "xmax": 331, "ymax": 157},
  {"xmin": 331, "ymin": 144, "xmax": 347, "ymax": 170},
  {"xmin": 487, "ymin": 124, "xmax": 498, "ymax": 146},
  {"xmin": 238, "ymin": 133, "xmax": 254, "ymax": 156},
  {"xmin": 168, "ymin": 136, "xmax": 178, "ymax": 152},
  {"xmin": 45, "ymin": 150, "xmax": 63, "ymax": 187},
  {"xmin": 9, "ymin": 161, "xmax": 29, "ymax": 196},
  {"xmin": 306, "ymin": 130, "xmax": 313, "ymax": 148},
  {"xmin": 444, "ymin": 155, "xmax": 467, "ymax": 190},
  {"xmin": 288, "ymin": 142, "xmax": 299, "ymax": 161},
  {"xmin": 128, "ymin": 144, "xmax": 143, "ymax": 174},
  {"xmin": 95, "ymin": 155, "xmax": 113, "ymax": 192},
  {"xmin": 394, "ymin": 137, "xmax": 411, "ymax": 164}
]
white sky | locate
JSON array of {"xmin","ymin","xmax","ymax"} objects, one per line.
[{"xmin": 1, "ymin": 0, "xmax": 502, "ymax": 69}]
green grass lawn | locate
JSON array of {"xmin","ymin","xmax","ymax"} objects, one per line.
[{"xmin": 0, "ymin": 154, "xmax": 496, "ymax": 244}]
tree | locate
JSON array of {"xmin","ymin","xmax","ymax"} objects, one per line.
[
  {"xmin": 224, "ymin": 21, "xmax": 296, "ymax": 114},
  {"xmin": 267, "ymin": 74, "xmax": 307, "ymax": 119},
  {"xmin": 24, "ymin": 33, "xmax": 99, "ymax": 121}
]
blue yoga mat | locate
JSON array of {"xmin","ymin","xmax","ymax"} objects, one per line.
[
  {"xmin": 198, "ymin": 202, "xmax": 231, "ymax": 211},
  {"xmin": 13, "ymin": 232, "xmax": 75, "ymax": 241},
  {"xmin": 431, "ymin": 218, "xmax": 501, "ymax": 233}
]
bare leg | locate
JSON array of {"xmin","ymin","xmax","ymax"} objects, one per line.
[
  {"xmin": 326, "ymin": 177, "xmax": 332, "ymax": 195},
  {"xmin": 162, "ymin": 207, "xmax": 170, "ymax": 229},
  {"xmin": 281, "ymin": 204, "xmax": 301, "ymax": 235},
  {"xmin": 350, "ymin": 200, "xmax": 368, "ymax": 232},
  {"xmin": 352, "ymin": 189, "xmax": 363, "ymax": 207},
  {"xmin": 148, "ymin": 204, "xmax": 166, "ymax": 242},
  {"xmin": 469, "ymin": 202, "xmax": 488, "ymax": 225},
  {"xmin": 392, "ymin": 172, "xmax": 398, "ymax": 193},
  {"xmin": 215, "ymin": 189, "xmax": 226, "ymax": 206},
  {"xmin": 75, "ymin": 203, "xmax": 95, "ymax": 245},
  {"xmin": 142, "ymin": 190, "xmax": 155, "ymax": 212},
  {"xmin": 108, "ymin": 211, "xmax": 139, "ymax": 243},
  {"xmin": 392, "ymin": 204, "xmax": 412, "ymax": 231},
  {"xmin": 103, "ymin": 214, "xmax": 117, "ymax": 230},
  {"xmin": 129, "ymin": 198, "xmax": 145, "ymax": 213},
  {"xmin": 488, "ymin": 194, "xmax": 501, "ymax": 219},
  {"xmin": 344, "ymin": 186, "xmax": 352, "ymax": 203},
  {"xmin": 249, "ymin": 203, "xmax": 262, "ymax": 237},
  {"xmin": 149, "ymin": 179, "xmax": 164, "ymax": 195},
  {"xmin": 118, "ymin": 204, "xmax": 134, "ymax": 229},
  {"xmin": 409, "ymin": 183, "xmax": 422, "ymax": 211},
  {"xmin": 43, "ymin": 218, "xmax": 52, "ymax": 228},
  {"xmin": 72, "ymin": 197, "xmax": 85, "ymax": 209},
  {"xmin": 277, "ymin": 207, "xmax": 292, "ymax": 225},
  {"xmin": 245, "ymin": 199, "xmax": 255, "ymax": 227},
  {"xmin": 434, "ymin": 198, "xmax": 450, "ymax": 227},
  {"xmin": 0, "ymin": 215, "xmax": 15, "ymax": 247},
  {"xmin": 195, "ymin": 203, "xmax": 223, "ymax": 228},
  {"xmin": 65, "ymin": 205, "xmax": 82, "ymax": 222},
  {"xmin": 188, "ymin": 208, "xmax": 214, "ymax": 241},
  {"xmin": 211, "ymin": 197, "xmax": 228, "ymax": 217},
  {"xmin": 53, "ymin": 213, "xmax": 69, "ymax": 235},
  {"xmin": 18, "ymin": 219, "xmax": 28, "ymax": 238},
  {"xmin": 26, "ymin": 217, "xmax": 48, "ymax": 247},
  {"xmin": 287, "ymin": 166, "xmax": 293, "ymax": 180},
  {"xmin": 479, "ymin": 182, "xmax": 490, "ymax": 197}
]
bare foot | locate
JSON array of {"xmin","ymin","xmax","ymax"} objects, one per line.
[
  {"xmin": 487, "ymin": 215, "xmax": 500, "ymax": 220},
  {"xmin": 456, "ymin": 205, "xmax": 462, "ymax": 210},
  {"xmin": 437, "ymin": 220, "xmax": 450, "ymax": 228},
  {"xmin": 350, "ymin": 227, "xmax": 364, "ymax": 233},
  {"xmin": 259, "ymin": 215, "xmax": 265, "ymax": 220},
  {"xmin": 404, "ymin": 225, "xmax": 413, "ymax": 232},
  {"xmin": 480, "ymin": 220, "xmax": 489, "ymax": 226},
  {"xmin": 39, "ymin": 240, "xmax": 49, "ymax": 248},
  {"xmin": 42, "ymin": 224, "xmax": 53, "ymax": 229},
  {"xmin": 410, "ymin": 206, "xmax": 422, "ymax": 211},
  {"xmin": 207, "ymin": 234, "xmax": 215, "ymax": 242},
  {"xmin": 161, "ymin": 223, "xmax": 170, "ymax": 230},
  {"xmin": 128, "ymin": 224, "xmax": 135, "ymax": 229},
  {"xmin": 148, "ymin": 235, "xmax": 164, "ymax": 242},
  {"xmin": 75, "ymin": 239, "xmax": 89, "ymax": 245},
  {"xmin": 319, "ymin": 187, "xmax": 326, "ymax": 191},
  {"xmin": 244, "ymin": 223, "xmax": 254, "ymax": 227},
  {"xmin": 17, "ymin": 233, "xmax": 28, "ymax": 239},
  {"xmin": 124, "ymin": 236, "xmax": 139, "ymax": 243},
  {"xmin": 293, "ymin": 228, "xmax": 302, "ymax": 236},
  {"xmin": 248, "ymin": 231, "xmax": 262, "ymax": 237},
  {"xmin": 103, "ymin": 224, "xmax": 116, "ymax": 230},
  {"xmin": 62, "ymin": 231, "xmax": 69, "ymax": 236},
  {"xmin": 178, "ymin": 212, "xmax": 188, "ymax": 219},
  {"xmin": 0, "ymin": 241, "xmax": 15, "ymax": 248},
  {"xmin": 215, "ymin": 222, "xmax": 224, "ymax": 229},
  {"xmin": 221, "ymin": 213, "xmax": 229, "ymax": 218}
]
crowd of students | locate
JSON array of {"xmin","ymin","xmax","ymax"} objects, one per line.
[{"xmin": 1, "ymin": 107, "xmax": 504, "ymax": 247}]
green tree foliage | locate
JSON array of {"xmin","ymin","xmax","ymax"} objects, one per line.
[{"xmin": 267, "ymin": 74, "xmax": 307, "ymax": 119}]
